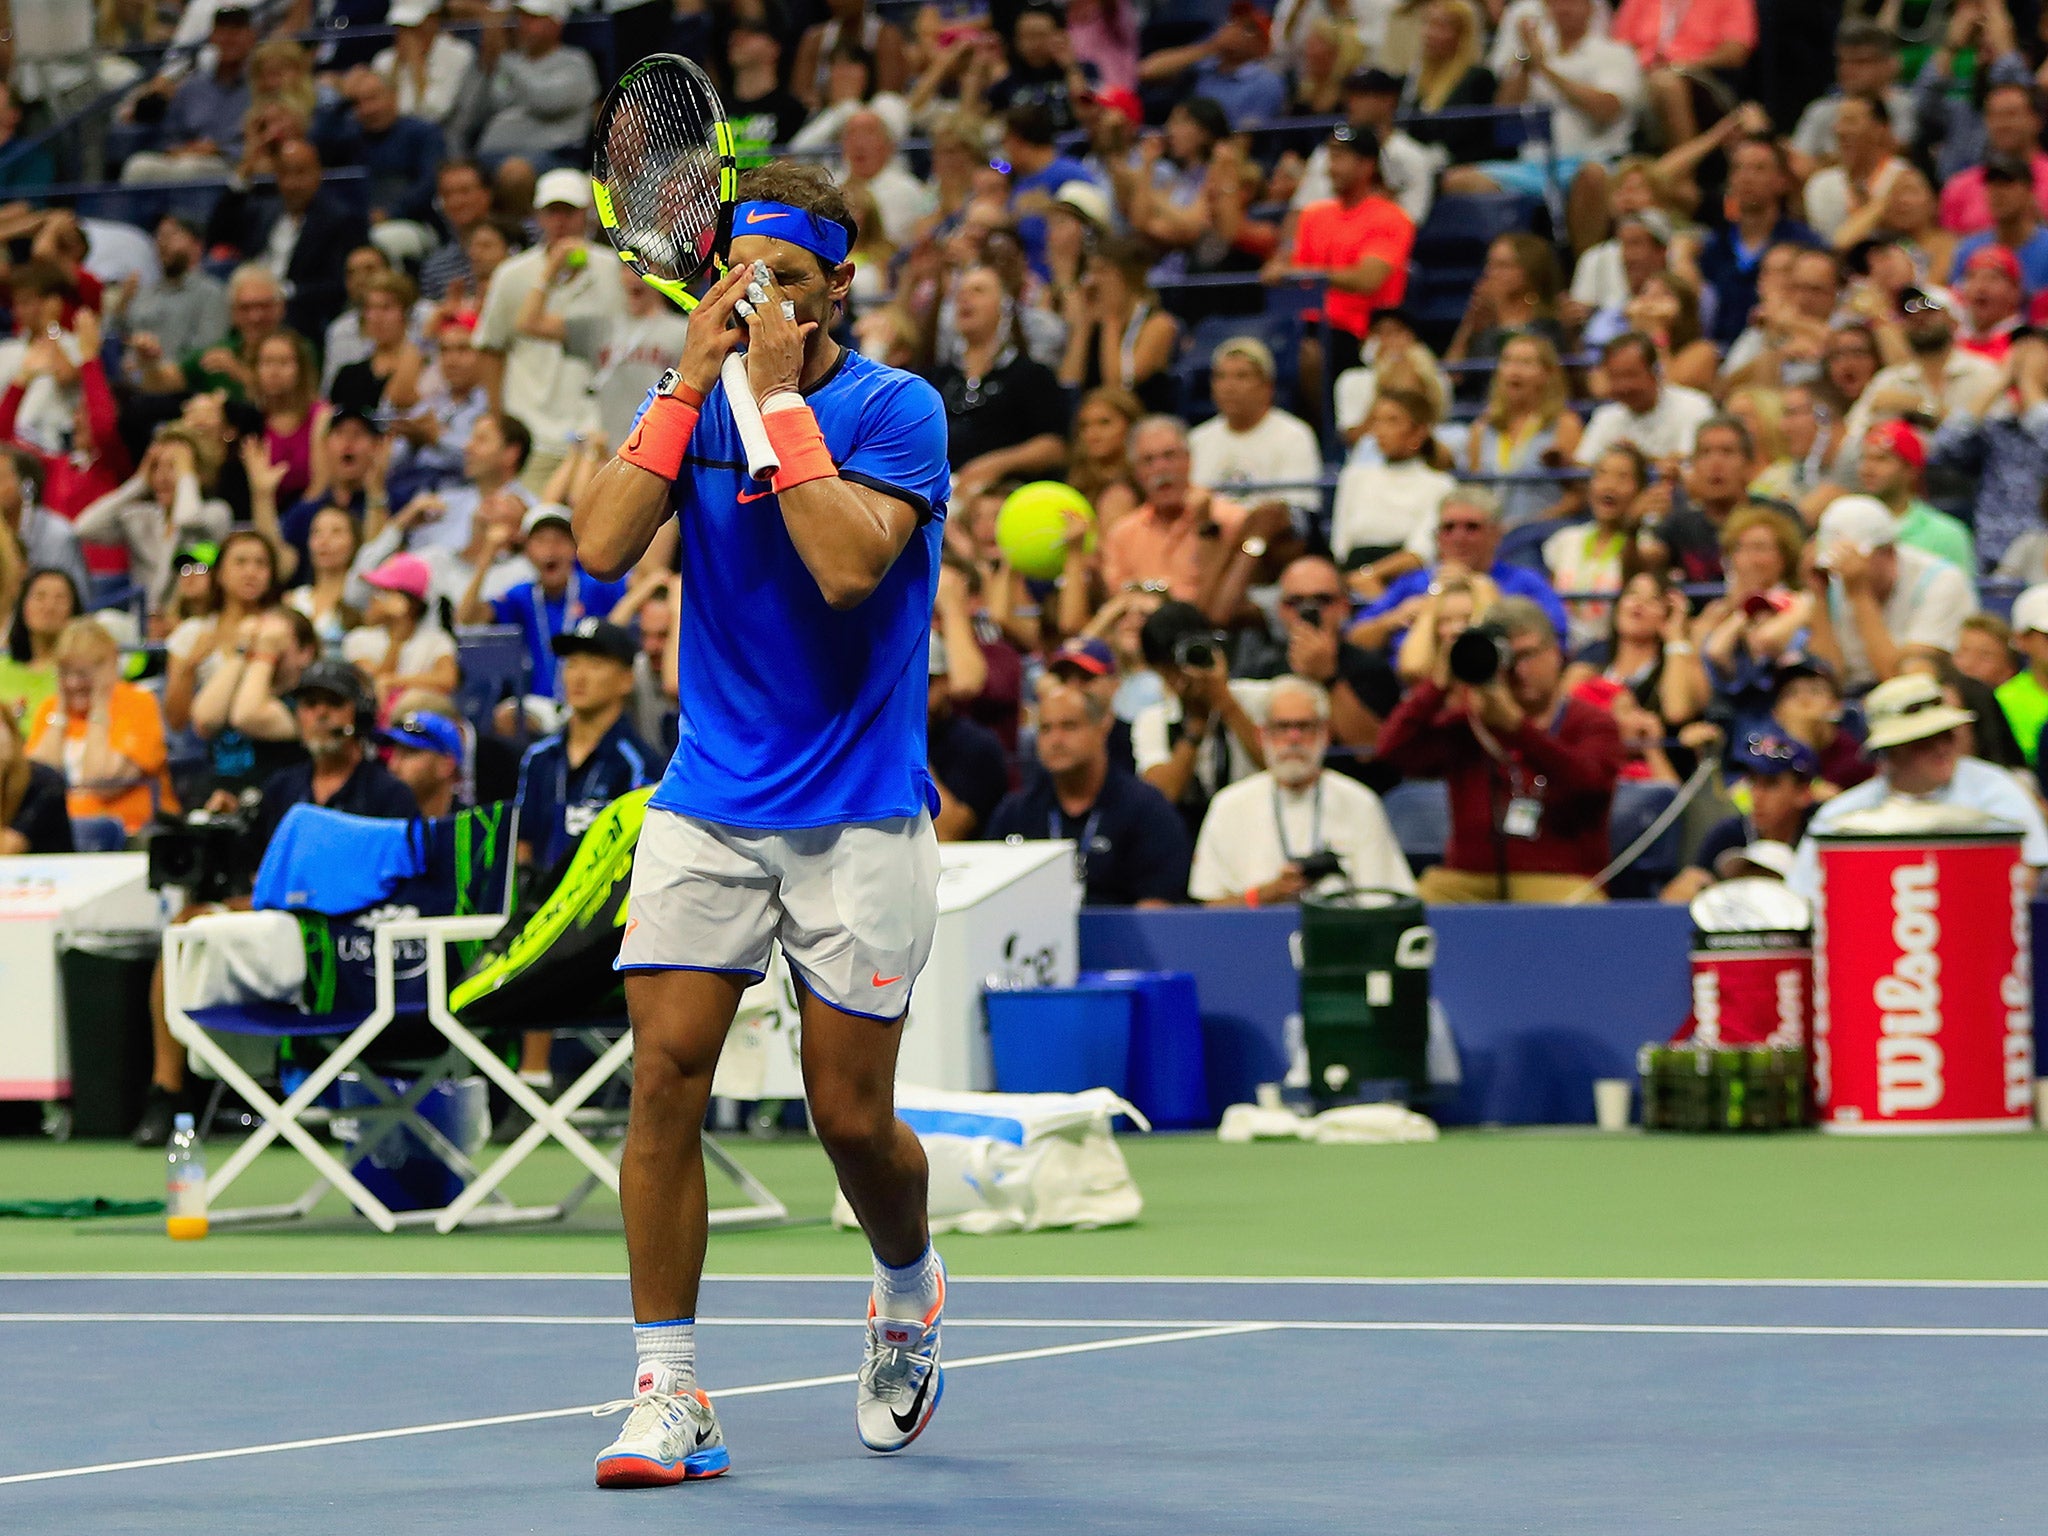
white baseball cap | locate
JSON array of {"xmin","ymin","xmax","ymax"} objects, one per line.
[
  {"xmin": 386, "ymin": 0, "xmax": 438, "ymax": 25},
  {"xmin": 533, "ymin": 167, "xmax": 591, "ymax": 211},
  {"xmin": 1813, "ymin": 494, "xmax": 1900, "ymax": 567},
  {"xmin": 515, "ymin": 0, "xmax": 569, "ymax": 18},
  {"xmin": 1863, "ymin": 672, "xmax": 1976, "ymax": 752},
  {"xmin": 2012, "ymin": 583, "xmax": 2048, "ymax": 637},
  {"xmin": 1052, "ymin": 180, "xmax": 1111, "ymax": 229}
]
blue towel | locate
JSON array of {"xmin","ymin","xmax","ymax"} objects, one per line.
[{"xmin": 253, "ymin": 804, "xmax": 428, "ymax": 916}]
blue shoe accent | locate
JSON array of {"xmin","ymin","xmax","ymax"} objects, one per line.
[{"xmin": 683, "ymin": 1445, "xmax": 731, "ymax": 1477}]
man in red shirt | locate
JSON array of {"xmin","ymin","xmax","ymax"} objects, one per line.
[
  {"xmin": 1376, "ymin": 597, "xmax": 1625, "ymax": 902},
  {"xmin": 1264, "ymin": 122, "xmax": 1414, "ymax": 420}
]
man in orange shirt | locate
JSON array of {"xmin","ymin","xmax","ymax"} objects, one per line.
[
  {"xmin": 1100, "ymin": 416, "xmax": 1248, "ymax": 614},
  {"xmin": 1263, "ymin": 123, "xmax": 1414, "ymax": 424}
]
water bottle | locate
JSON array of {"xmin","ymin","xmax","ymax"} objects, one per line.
[{"xmin": 165, "ymin": 1113, "xmax": 208, "ymax": 1241}]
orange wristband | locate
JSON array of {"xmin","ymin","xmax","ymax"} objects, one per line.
[
  {"xmin": 762, "ymin": 396, "xmax": 836, "ymax": 494},
  {"xmin": 618, "ymin": 392, "xmax": 701, "ymax": 481}
]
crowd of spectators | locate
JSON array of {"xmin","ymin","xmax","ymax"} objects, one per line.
[{"xmin": 19, "ymin": 0, "xmax": 2048, "ymax": 1132}]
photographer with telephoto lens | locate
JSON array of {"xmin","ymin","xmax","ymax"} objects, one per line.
[{"xmin": 1376, "ymin": 597, "xmax": 1626, "ymax": 903}]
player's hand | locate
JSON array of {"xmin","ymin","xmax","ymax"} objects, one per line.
[
  {"xmin": 742, "ymin": 266, "xmax": 817, "ymax": 400},
  {"xmin": 677, "ymin": 264, "xmax": 751, "ymax": 395}
]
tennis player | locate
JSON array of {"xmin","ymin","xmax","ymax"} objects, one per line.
[{"xmin": 572, "ymin": 164, "xmax": 952, "ymax": 1487}]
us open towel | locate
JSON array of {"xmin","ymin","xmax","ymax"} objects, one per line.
[{"xmin": 831, "ymin": 1087, "xmax": 1150, "ymax": 1235}]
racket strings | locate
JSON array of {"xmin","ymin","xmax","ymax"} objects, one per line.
[{"xmin": 597, "ymin": 67, "xmax": 726, "ymax": 282}]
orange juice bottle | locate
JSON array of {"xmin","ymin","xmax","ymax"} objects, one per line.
[{"xmin": 166, "ymin": 1113, "xmax": 208, "ymax": 1240}]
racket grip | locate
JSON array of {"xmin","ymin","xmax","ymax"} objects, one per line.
[{"xmin": 722, "ymin": 352, "xmax": 779, "ymax": 484}]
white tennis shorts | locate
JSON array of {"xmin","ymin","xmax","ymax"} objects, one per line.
[{"xmin": 618, "ymin": 806, "xmax": 940, "ymax": 1021}]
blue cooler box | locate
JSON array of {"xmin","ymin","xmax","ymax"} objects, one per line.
[
  {"xmin": 1081, "ymin": 969, "xmax": 1210, "ymax": 1129},
  {"xmin": 983, "ymin": 984, "xmax": 1135, "ymax": 1097},
  {"xmin": 334, "ymin": 1074, "xmax": 488, "ymax": 1212}
]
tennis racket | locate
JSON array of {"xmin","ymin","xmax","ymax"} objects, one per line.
[{"xmin": 590, "ymin": 54, "xmax": 778, "ymax": 483}]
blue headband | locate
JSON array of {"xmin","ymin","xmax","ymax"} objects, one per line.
[{"xmin": 733, "ymin": 201, "xmax": 851, "ymax": 265}]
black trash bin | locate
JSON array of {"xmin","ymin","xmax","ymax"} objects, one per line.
[{"xmin": 62, "ymin": 934, "xmax": 160, "ymax": 1138}]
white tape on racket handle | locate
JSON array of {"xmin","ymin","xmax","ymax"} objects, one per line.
[{"xmin": 722, "ymin": 351, "xmax": 779, "ymax": 484}]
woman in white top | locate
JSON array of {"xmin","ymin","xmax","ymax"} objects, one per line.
[
  {"xmin": 1334, "ymin": 316, "xmax": 1452, "ymax": 460},
  {"xmin": 1330, "ymin": 387, "xmax": 1457, "ymax": 589},
  {"xmin": 342, "ymin": 552, "xmax": 458, "ymax": 712},
  {"xmin": 163, "ymin": 529, "xmax": 284, "ymax": 733},
  {"xmin": 73, "ymin": 428, "xmax": 230, "ymax": 617},
  {"xmin": 285, "ymin": 505, "xmax": 363, "ymax": 659}
]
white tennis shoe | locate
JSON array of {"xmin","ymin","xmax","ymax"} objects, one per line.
[
  {"xmin": 856, "ymin": 1266, "xmax": 946, "ymax": 1453},
  {"xmin": 593, "ymin": 1362, "xmax": 730, "ymax": 1487}
]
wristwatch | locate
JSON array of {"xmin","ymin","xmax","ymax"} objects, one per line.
[
  {"xmin": 653, "ymin": 368, "xmax": 685, "ymax": 398},
  {"xmin": 1240, "ymin": 535, "xmax": 1268, "ymax": 560}
]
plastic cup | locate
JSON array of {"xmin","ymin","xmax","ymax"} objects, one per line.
[{"xmin": 1594, "ymin": 1078, "xmax": 1633, "ymax": 1132}]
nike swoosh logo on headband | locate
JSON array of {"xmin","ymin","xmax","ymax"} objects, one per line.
[{"xmin": 745, "ymin": 209, "xmax": 791, "ymax": 224}]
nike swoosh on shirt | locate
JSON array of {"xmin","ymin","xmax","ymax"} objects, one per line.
[
  {"xmin": 736, "ymin": 486, "xmax": 775, "ymax": 503},
  {"xmin": 872, "ymin": 971, "xmax": 904, "ymax": 987},
  {"xmin": 890, "ymin": 1364, "xmax": 935, "ymax": 1435}
]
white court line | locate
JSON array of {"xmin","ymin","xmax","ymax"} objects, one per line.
[
  {"xmin": 8, "ymin": 1271, "xmax": 2048, "ymax": 1289},
  {"xmin": 7, "ymin": 1312, "xmax": 2048, "ymax": 1341},
  {"xmin": 0, "ymin": 1323, "xmax": 1270, "ymax": 1489}
]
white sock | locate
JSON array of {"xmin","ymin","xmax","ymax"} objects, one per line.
[
  {"xmin": 872, "ymin": 1245, "xmax": 942, "ymax": 1323},
  {"xmin": 633, "ymin": 1318, "xmax": 696, "ymax": 1393}
]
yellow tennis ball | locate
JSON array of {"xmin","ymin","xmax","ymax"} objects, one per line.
[{"xmin": 995, "ymin": 481, "xmax": 1095, "ymax": 579}]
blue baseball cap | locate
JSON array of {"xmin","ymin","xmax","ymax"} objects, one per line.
[
  {"xmin": 1049, "ymin": 637, "xmax": 1115, "ymax": 678},
  {"xmin": 1731, "ymin": 730, "xmax": 1817, "ymax": 780},
  {"xmin": 378, "ymin": 710, "xmax": 464, "ymax": 760}
]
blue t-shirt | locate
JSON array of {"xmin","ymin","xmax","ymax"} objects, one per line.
[
  {"xmin": 1364, "ymin": 561, "xmax": 1573, "ymax": 652},
  {"xmin": 634, "ymin": 348, "xmax": 951, "ymax": 830},
  {"xmin": 1954, "ymin": 227, "xmax": 2048, "ymax": 295},
  {"xmin": 1011, "ymin": 154, "xmax": 1101, "ymax": 275},
  {"xmin": 489, "ymin": 569, "xmax": 629, "ymax": 699}
]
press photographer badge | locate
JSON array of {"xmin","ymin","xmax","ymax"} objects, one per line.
[{"xmin": 1504, "ymin": 771, "xmax": 1545, "ymax": 840}]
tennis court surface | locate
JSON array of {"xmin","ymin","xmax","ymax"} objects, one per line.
[{"xmin": 6, "ymin": 1270, "xmax": 2047, "ymax": 1533}]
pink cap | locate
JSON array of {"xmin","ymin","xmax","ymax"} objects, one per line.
[{"xmin": 365, "ymin": 552, "xmax": 432, "ymax": 602}]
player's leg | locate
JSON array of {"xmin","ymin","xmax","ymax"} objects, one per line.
[
  {"xmin": 779, "ymin": 812, "xmax": 945, "ymax": 1452},
  {"xmin": 799, "ymin": 987, "xmax": 948, "ymax": 1453},
  {"xmin": 595, "ymin": 810, "xmax": 777, "ymax": 1489}
]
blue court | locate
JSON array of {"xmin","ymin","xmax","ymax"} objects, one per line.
[{"xmin": 4, "ymin": 1272, "xmax": 2046, "ymax": 1532}]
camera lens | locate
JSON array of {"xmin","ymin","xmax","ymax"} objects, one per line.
[
  {"xmin": 1448, "ymin": 627, "xmax": 1505, "ymax": 686},
  {"xmin": 1174, "ymin": 633, "xmax": 1218, "ymax": 671}
]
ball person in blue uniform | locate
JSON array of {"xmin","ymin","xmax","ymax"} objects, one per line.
[{"xmin": 572, "ymin": 164, "xmax": 953, "ymax": 1487}]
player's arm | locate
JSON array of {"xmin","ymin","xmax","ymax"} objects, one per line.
[
  {"xmin": 571, "ymin": 267, "xmax": 752, "ymax": 581},
  {"xmin": 746, "ymin": 274, "xmax": 922, "ymax": 610}
]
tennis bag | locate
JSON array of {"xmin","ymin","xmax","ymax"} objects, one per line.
[
  {"xmin": 831, "ymin": 1087, "xmax": 1150, "ymax": 1235},
  {"xmin": 450, "ymin": 787, "xmax": 653, "ymax": 1028}
]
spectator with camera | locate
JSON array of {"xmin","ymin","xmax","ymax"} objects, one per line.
[
  {"xmin": 1804, "ymin": 494, "xmax": 1974, "ymax": 691},
  {"xmin": 1791, "ymin": 671, "xmax": 2048, "ymax": 900},
  {"xmin": 986, "ymin": 683, "xmax": 1192, "ymax": 906},
  {"xmin": 138, "ymin": 660, "xmax": 418, "ymax": 1146},
  {"xmin": 1189, "ymin": 675, "xmax": 1414, "ymax": 906},
  {"xmin": 1376, "ymin": 597, "xmax": 1626, "ymax": 902},
  {"xmin": 1348, "ymin": 486, "xmax": 1571, "ymax": 655},
  {"xmin": 1661, "ymin": 729, "xmax": 1818, "ymax": 904},
  {"xmin": 1133, "ymin": 600, "xmax": 1271, "ymax": 839},
  {"xmin": 1239, "ymin": 555, "xmax": 1402, "ymax": 757}
]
